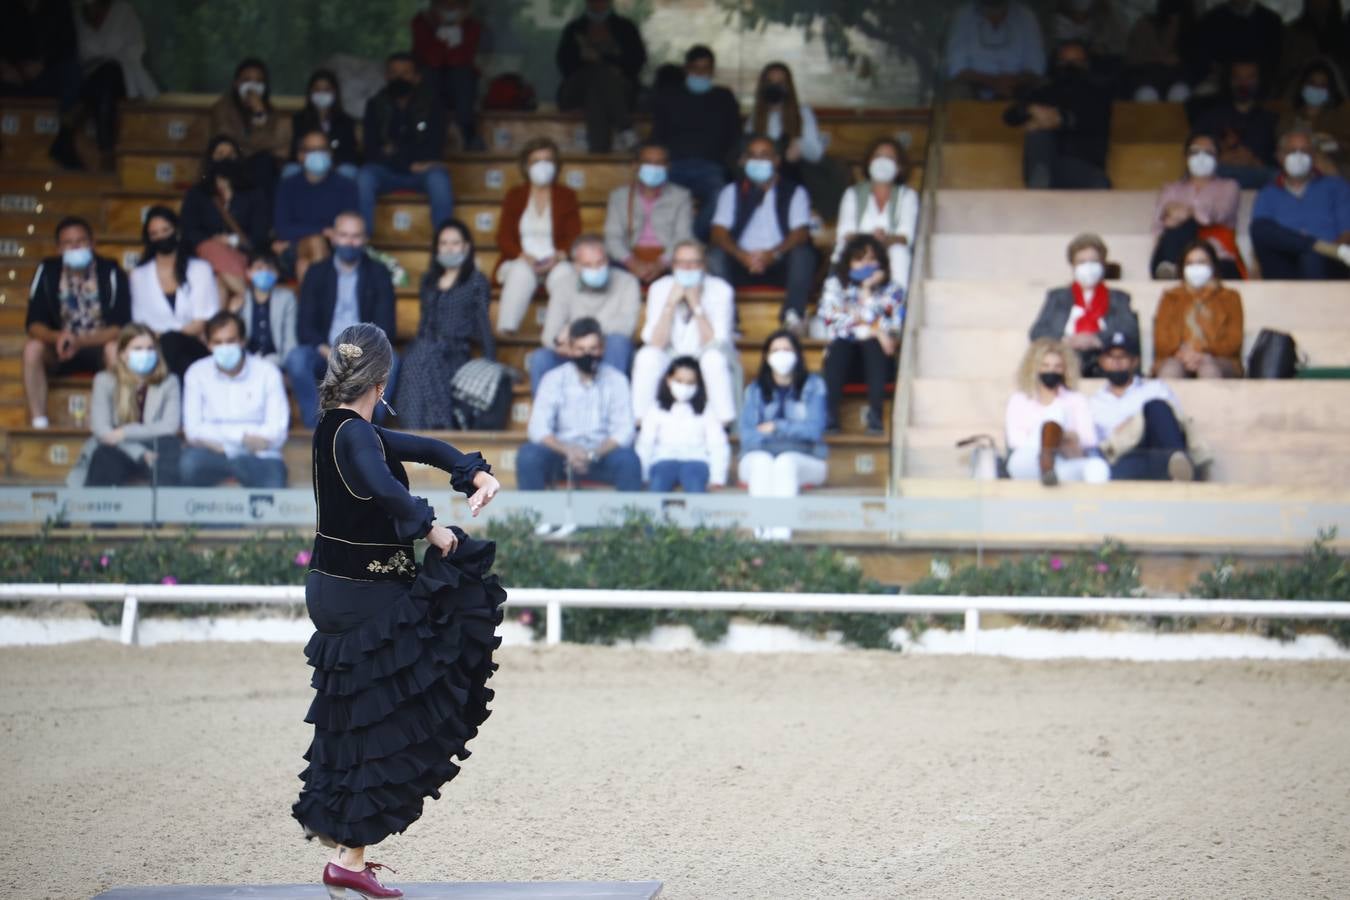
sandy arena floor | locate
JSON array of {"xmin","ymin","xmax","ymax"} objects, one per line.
[{"xmin": 2, "ymin": 641, "xmax": 1348, "ymax": 900}]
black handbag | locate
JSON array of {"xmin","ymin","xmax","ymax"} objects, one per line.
[{"xmin": 1246, "ymin": 329, "xmax": 1298, "ymax": 379}]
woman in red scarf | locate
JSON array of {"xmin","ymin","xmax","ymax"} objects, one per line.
[{"xmin": 1028, "ymin": 233, "xmax": 1141, "ymax": 376}]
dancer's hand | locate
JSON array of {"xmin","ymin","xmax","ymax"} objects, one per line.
[
  {"xmin": 427, "ymin": 525, "xmax": 459, "ymax": 557},
  {"xmin": 467, "ymin": 471, "xmax": 500, "ymax": 517}
]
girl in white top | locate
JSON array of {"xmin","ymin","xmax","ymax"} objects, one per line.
[
  {"xmin": 747, "ymin": 63, "xmax": 825, "ymax": 165},
  {"xmin": 833, "ymin": 138, "xmax": 920, "ymax": 291},
  {"xmin": 129, "ymin": 206, "xmax": 220, "ymax": 378},
  {"xmin": 631, "ymin": 240, "xmax": 737, "ymax": 425},
  {"xmin": 1004, "ymin": 338, "xmax": 1110, "ymax": 485},
  {"xmin": 636, "ymin": 356, "xmax": 731, "ymax": 493}
]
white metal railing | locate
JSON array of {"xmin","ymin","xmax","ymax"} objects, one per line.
[{"xmin": 1, "ymin": 583, "xmax": 1347, "ymax": 649}]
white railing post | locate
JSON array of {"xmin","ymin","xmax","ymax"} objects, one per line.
[
  {"xmin": 964, "ymin": 607, "xmax": 980, "ymax": 652},
  {"xmin": 120, "ymin": 595, "xmax": 140, "ymax": 646},
  {"xmin": 546, "ymin": 600, "xmax": 563, "ymax": 645}
]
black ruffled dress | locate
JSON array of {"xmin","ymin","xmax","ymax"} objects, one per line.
[{"xmin": 292, "ymin": 407, "xmax": 506, "ymax": 849}]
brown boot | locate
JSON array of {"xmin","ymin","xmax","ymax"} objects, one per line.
[{"xmin": 1039, "ymin": 421, "xmax": 1063, "ymax": 486}]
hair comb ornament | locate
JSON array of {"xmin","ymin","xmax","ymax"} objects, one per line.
[{"xmin": 337, "ymin": 343, "xmax": 363, "ymax": 359}]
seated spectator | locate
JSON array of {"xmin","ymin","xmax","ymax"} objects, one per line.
[
  {"xmin": 651, "ymin": 45, "xmax": 743, "ymax": 240},
  {"xmin": 288, "ymin": 69, "xmax": 361, "ymax": 178},
  {"xmin": 943, "ymin": 0, "xmax": 1046, "ymax": 100},
  {"xmin": 738, "ymin": 329, "xmax": 829, "ymax": 540},
  {"xmin": 532, "ymin": 235, "xmax": 640, "ymax": 389},
  {"xmin": 748, "ymin": 62, "xmax": 845, "ymax": 212},
  {"xmin": 274, "ymin": 129, "xmax": 360, "ymax": 283},
  {"xmin": 395, "ymin": 219, "xmax": 495, "ymax": 429},
  {"xmin": 1092, "ymin": 330, "xmax": 1194, "ymax": 481},
  {"xmin": 181, "ymin": 135, "xmax": 272, "ymax": 312},
  {"xmin": 1250, "ymin": 128, "xmax": 1350, "ymax": 279},
  {"xmin": 604, "ymin": 141, "xmax": 694, "ymax": 285},
  {"xmin": 357, "ymin": 52, "xmax": 453, "ymax": 238},
  {"xmin": 49, "ymin": 0, "xmax": 158, "ymax": 172},
  {"xmin": 24, "ymin": 216, "xmax": 130, "ymax": 428},
  {"xmin": 1278, "ymin": 0, "xmax": 1350, "ymax": 93},
  {"xmin": 819, "ymin": 235, "xmax": 904, "ymax": 436},
  {"xmin": 1124, "ymin": 0, "xmax": 1202, "ymax": 102},
  {"xmin": 412, "ymin": 0, "xmax": 484, "ymax": 150},
  {"xmin": 494, "ymin": 138, "xmax": 581, "ymax": 334},
  {"xmin": 1150, "ymin": 133, "xmax": 1244, "ymax": 280},
  {"xmin": 556, "ymin": 0, "xmax": 646, "ymax": 153},
  {"xmin": 520, "ymin": 317, "xmax": 642, "ymax": 506},
  {"xmin": 636, "ymin": 356, "xmax": 731, "ymax": 493},
  {"xmin": 707, "ymin": 134, "xmax": 815, "ymax": 334},
  {"xmin": 181, "ymin": 311, "xmax": 289, "ymax": 488},
  {"xmin": 129, "ymin": 206, "xmax": 219, "ymax": 378},
  {"xmin": 1049, "ymin": 0, "xmax": 1128, "ymax": 71},
  {"xmin": 238, "ymin": 251, "xmax": 297, "ymax": 370},
  {"xmin": 286, "ymin": 212, "xmax": 397, "ymax": 429},
  {"xmin": 632, "ymin": 240, "xmax": 736, "ymax": 424},
  {"xmin": 1029, "ymin": 233, "xmax": 1140, "ymax": 376},
  {"xmin": 1190, "ymin": 60, "xmax": 1278, "ymax": 188},
  {"xmin": 1154, "ymin": 241, "xmax": 1244, "ymax": 378},
  {"xmin": 2, "ymin": 0, "xmax": 74, "ymax": 100},
  {"xmin": 209, "ymin": 58, "xmax": 291, "ymax": 196},
  {"xmin": 1006, "ymin": 39, "xmax": 1113, "ymax": 190},
  {"xmin": 1279, "ymin": 60, "xmax": 1350, "ymax": 179},
  {"xmin": 833, "ymin": 138, "xmax": 920, "ymax": 293},
  {"xmin": 1194, "ymin": 0, "xmax": 1284, "ymax": 85},
  {"xmin": 67, "ymin": 324, "xmax": 181, "ymax": 488},
  {"xmin": 1006, "ymin": 338, "xmax": 1110, "ymax": 485}
]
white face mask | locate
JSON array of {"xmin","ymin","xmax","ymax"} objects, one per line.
[
  {"xmin": 1284, "ymin": 151, "xmax": 1313, "ymax": 179},
  {"xmin": 1073, "ymin": 260, "xmax": 1104, "ymax": 289},
  {"xmin": 767, "ymin": 349, "xmax": 797, "ymax": 376},
  {"xmin": 1302, "ymin": 85, "xmax": 1330, "ymax": 108},
  {"xmin": 527, "ymin": 160, "xmax": 557, "ymax": 186},
  {"xmin": 1183, "ymin": 263, "xmax": 1213, "ymax": 289},
  {"xmin": 237, "ymin": 80, "xmax": 266, "ymax": 99},
  {"xmin": 668, "ymin": 381, "xmax": 697, "ymax": 403},
  {"xmin": 1187, "ymin": 151, "xmax": 1217, "ymax": 178},
  {"xmin": 867, "ymin": 156, "xmax": 898, "ymax": 183},
  {"xmin": 310, "ymin": 90, "xmax": 335, "ymax": 110}
]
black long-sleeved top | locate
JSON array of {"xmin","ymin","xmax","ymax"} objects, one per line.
[
  {"xmin": 1193, "ymin": 3, "xmax": 1284, "ymax": 81},
  {"xmin": 362, "ymin": 85, "xmax": 446, "ymax": 173},
  {"xmin": 555, "ymin": 12, "xmax": 647, "ymax": 85},
  {"xmin": 651, "ymin": 84, "xmax": 742, "ymax": 167},
  {"xmin": 289, "ymin": 106, "xmax": 361, "ymax": 166},
  {"xmin": 180, "ymin": 182, "xmax": 272, "ymax": 254},
  {"xmin": 1020, "ymin": 75, "xmax": 1114, "ymax": 169}
]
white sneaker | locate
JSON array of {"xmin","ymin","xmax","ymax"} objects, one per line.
[
  {"xmin": 31, "ymin": 416, "xmax": 49, "ymax": 430},
  {"xmin": 533, "ymin": 522, "xmax": 557, "ymax": 538},
  {"xmin": 551, "ymin": 523, "xmax": 578, "ymax": 540}
]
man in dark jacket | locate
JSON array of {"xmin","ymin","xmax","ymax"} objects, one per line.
[
  {"xmin": 356, "ymin": 52, "xmax": 453, "ymax": 238},
  {"xmin": 1008, "ymin": 40, "xmax": 1113, "ymax": 190},
  {"xmin": 556, "ymin": 0, "xmax": 647, "ymax": 153},
  {"xmin": 284, "ymin": 212, "xmax": 398, "ymax": 428},
  {"xmin": 24, "ymin": 216, "xmax": 130, "ymax": 428}
]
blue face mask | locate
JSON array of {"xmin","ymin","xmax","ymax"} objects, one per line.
[
  {"xmin": 686, "ymin": 74, "xmax": 713, "ymax": 94},
  {"xmin": 250, "ymin": 269, "xmax": 278, "ymax": 292},
  {"xmin": 637, "ymin": 163, "xmax": 668, "ymax": 188},
  {"xmin": 673, "ymin": 268, "xmax": 702, "ymax": 288},
  {"xmin": 303, "ymin": 150, "xmax": 332, "ymax": 178},
  {"xmin": 579, "ymin": 265, "xmax": 610, "ymax": 289},
  {"xmin": 334, "ymin": 244, "xmax": 364, "ymax": 264},
  {"xmin": 63, "ymin": 247, "xmax": 93, "ymax": 269},
  {"xmin": 744, "ymin": 159, "xmax": 774, "ymax": 184},
  {"xmin": 126, "ymin": 348, "xmax": 158, "ymax": 376},
  {"xmin": 848, "ymin": 263, "xmax": 879, "ymax": 284},
  {"xmin": 212, "ymin": 342, "xmax": 243, "ymax": 371}
]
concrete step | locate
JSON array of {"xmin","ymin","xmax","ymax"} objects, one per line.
[
  {"xmin": 933, "ymin": 189, "xmax": 1259, "ymax": 235},
  {"xmin": 930, "ymin": 233, "xmax": 1161, "ymax": 280}
]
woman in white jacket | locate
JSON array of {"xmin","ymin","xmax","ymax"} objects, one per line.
[{"xmin": 636, "ymin": 356, "xmax": 730, "ymax": 493}]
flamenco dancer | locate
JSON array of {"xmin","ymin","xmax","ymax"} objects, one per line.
[{"xmin": 291, "ymin": 323, "xmax": 505, "ymax": 899}]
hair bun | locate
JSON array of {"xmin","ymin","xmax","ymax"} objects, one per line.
[{"xmin": 336, "ymin": 343, "xmax": 363, "ymax": 360}]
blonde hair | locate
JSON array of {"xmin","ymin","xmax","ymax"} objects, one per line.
[
  {"xmin": 317, "ymin": 323, "xmax": 394, "ymax": 413},
  {"xmin": 112, "ymin": 324, "xmax": 168, "ymax": 425},
  {"xmin": 1017, "ymin": 338, "xmax": 1080, "ymax": 396}
]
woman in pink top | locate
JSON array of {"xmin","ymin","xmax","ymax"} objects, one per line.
[
  {"xmin": 1149, "ymin": 133, "xmax": 1244, "ymax": 281},
  {"xmin": 1005, "ymin": 338, "xmax": 1110, "ymax": 486}
]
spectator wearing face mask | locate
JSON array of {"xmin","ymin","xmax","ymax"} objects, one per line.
[
  {"xmin": 494, "ymin": 138, "xmax": 581, "ymax": 334},
  {"xmin": 556, "ymin": 0, "xmax": 647, "ymax": 153},
  {"xmin": 651, "ymin": 45, "xmax": 743, "ymax": 240},
  {"xmin": 129, "ymin": 206, "xmax": 219, "ymax": 378},
  {"xmin": 237, "ymin": 251, "xmax": 297, "ymax": 370},
  {"xmin": 943, "ymin": 0, "xmax": 1047, "ymax": 100},
  {"xmin": 66, "ymin": 324, "xmax": 181, "ymax": 488},
  {"xmin": 1005, "ymin": 39, "xmax": 1113, "ymax": 190},
  {"xmin": 181, "ymin": 311, "xmax": 289, "ymax": 488},
  {"xmin": 833, "ymin": 138, "xmax": 920, "ymax": 293},
  {"xmin": 636, "ymin": 356, "xmax": 730, "ymax": 493},
  {"xmin": 1250, "ymin": 129, "xmax": 1350, "ymax": 279},
  {"xmin": 1150, "ymin": 133, "xmax": 1244, "ymax": 280},
  {"xmin": 1153, "ymin": 241, "xmax": 1245, "ymax": 377},
  {"xmin": 738, "ymin": 330, "xmax": 829, "ymax": 540},
  {"xmin": 1125, "ymin": 0, "xmax": 1204, "ymax": 103},
  {"xmin": 1092, "ymin": 331, "xmax": 1194, "ymax": 482},
  {"xmin": 1006, "ymin": 338, "xmax": 1110, "ymax": 486},
  {"xmin": 357, "ymin": 52, "xmax": 454, "ymax": 239},
  {"xmin": 747, "ymin": 62, "xmax": 846, "ymax": 212},
  {"xmin": 1190, "ymin": 60, "xmax": 1278, "ymax": 188},
  {"xmin": 288, "ymin": 70, "xmax": 360, "ymax": 177},
  {"xmin": 819, "ymin": 235, "xmax": 905, "ymax": 436},
  {"xmin": 631, "ymin": 240, "xmax": 737, "ymax": 425},
  {"xmin": 1278, "ymin": 59, "xmax": 1350, "ymax": 179},
  {"xmin": 180, "ymin": 135, "xmax": 272, "ymax": 312},
  {"xmin": 24, "ymin": 216, "xmax": 130, "ymax": 429},
  {"xmin": 531, "ymin": 234, "xmax": 640, "ymax": 390},
  {"xmin": 1029, "ymin": 233, "xmax": 1139, "ymax": 377},
  {"xmin": 209, "ymin": 58, "xmax": 291, "ymax": 195},
  {"xmin": 412, "ymin": 0, "xmax": 484, "ymax": 151},
  {"xmin": 604, "ymin": 141, "xmax": 694, "ymax": 285},
  {"xmin": 274, "ymin": 129, "xmax": 360, "ymax": 284},
  {"xmin": 707, "ymin": 134, "xmax": 815, "ymax": 335},
  {"xmin": 1193, "ymin": 0, "xmax": 1285, "ymax": 85},
  {"xmin": 520, "ymin": 317, "xmax": 642, "ymax": 508},
  {"xmin": 1279, "ymin": 0, "xmax": 1350, "ymax": 90}
]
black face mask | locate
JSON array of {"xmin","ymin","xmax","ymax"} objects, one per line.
[
  {"xmin": 573, "ymin": 353, "xmax": 602, "ymax": 376},
  {"xmin": 760, "ymin": 83, "xmax": 787, "ymax": 104},
  {"xmin": 1039, "ymin": 371, "xmax": 1066, "ymax": 390},
  {"xmin": 210, "ymin": 158, "xmax": 241, "ymax": 183},
  {"xmin": 1104, "ymin": 368, "xmax": 1134, "ymax": 387},
  {"xmin": 387, "ymin": 78, "xmax": 415, "ymax": 99},
  {"xmin": 150, "ymin": 234, "xmax": 179, "ymax": 256}
]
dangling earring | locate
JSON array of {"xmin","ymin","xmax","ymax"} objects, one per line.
[{"xmin": 378, "ymin": 387, "xmax": 397, "ymax": 417}]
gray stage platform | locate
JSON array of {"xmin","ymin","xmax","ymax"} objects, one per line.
[{"xmin": 94, "ymin": 882, "xmax": 663, "ymax": 899}]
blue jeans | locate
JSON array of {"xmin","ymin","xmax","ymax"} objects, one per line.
[
  {"xmin": 516, "ymin": 442, "xmax": 643, "ymax": 491},
  {"xmin": 648, "ymin": 459, "xmax": 710, "ymax": 493},
  {"xmin": 1110, "ymin": 399, "xmax": 1188, "ymax": 481},
  {"xmin": 432, "ymin": 65, "xmax": 481, "ymax": 148},
  {"xmin": 668, "ymin": 158, "xmax": 727, "ymax": 241},
  {"xmin": 285, "ymin": 344, "xmax": 401, "ymax": 427},
  {"xmin": 1250, "ymin": 218, "xmax": 1350, "ymax": 281},
  {"xmin": 179, "ymin": 447, "xmax": 288, "ymax": 488},
  {"xmin": 356, "ymin": 163, "xmax": 454, "ymax": 236},
  {"xmin": 527, "ymin": 334, "xmax": 634, "ymax": 393}
]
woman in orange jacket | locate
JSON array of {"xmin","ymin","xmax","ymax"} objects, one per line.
[{"xmin": 1153, "ymin": 240, "xmax": 1245, "ymax": 378}]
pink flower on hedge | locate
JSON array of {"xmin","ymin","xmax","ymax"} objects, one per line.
[
  {"xmin": 1095, "ymin": 563, "xmax": 1110, "ymax": 574},
  {"xmin": 294, "ymin": 550, "xmax": 312, "ymax": 567},
  {"xmin": 1050, "ymin": 557, "xmax": 1064, "ymax": 571},
  {"xmin": 751, "ymin": 557, "xmax": 764, "ymax": 568},
  {"xmin": 161, "ymin": 575, "xmax": 178, "ymax": 586},
  {"xmin": 518, "ymin": 610, "xmax": 535, "ymax": 626},
  {"xmin": 99, "ymin": 555, "xmax": 110, "ymax": 568}
]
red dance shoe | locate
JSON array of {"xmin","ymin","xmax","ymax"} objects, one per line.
[{"xmin": 323, "ymin": 861, "xmax": 403, "ymax": 899}]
